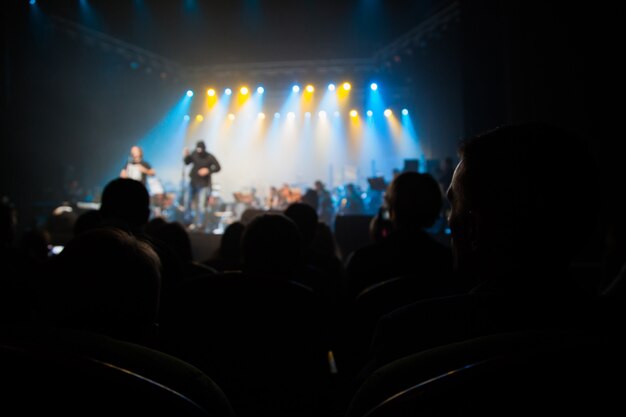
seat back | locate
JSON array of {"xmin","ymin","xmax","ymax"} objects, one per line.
[
  {"xmin": 0, "ymin": 337, "xmax": 210, "ymax": 416},
  {"xmin": 348, "ymin": 329, "xmax": 626, "ymax": 417}
]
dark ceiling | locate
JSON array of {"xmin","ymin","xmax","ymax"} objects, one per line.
[{"xmin": 27, "ymin": 0, "xmax": 448, "ymax": 66}]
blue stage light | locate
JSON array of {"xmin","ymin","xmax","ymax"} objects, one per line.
[
  {"xmin": 402, "ymin": 108, "xmax": 409, "ymax": 116},
  {"xmin": 186, "ymin": 90, "xmax": 194, "ymax": 97},
  {"xmin": 370, "ymin": 83, "xmax": 378, "ymax": 91},
  {"xmin": 292, "ymin": 85, "xmax": 300, "ymax": 93},
  {"xmin": 257, "ymin": 86, "xmax": 265, "ymax": 94}
]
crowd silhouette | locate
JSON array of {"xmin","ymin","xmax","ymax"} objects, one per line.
[{"xmin": 2, "ymin": 123, "xmax": 625, "ymax": 416}]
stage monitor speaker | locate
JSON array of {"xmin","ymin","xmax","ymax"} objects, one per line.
[
  {"xmin": 426, "ymin": 159, "xmax": 441, "ymax": 175},
  {"xmin": 403, "ymin": 159, "xmax": 419, "ymax": 173}
]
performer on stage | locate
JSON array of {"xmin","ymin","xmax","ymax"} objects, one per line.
[
  {"xmin": 183, "ymin": 140, "xmax": 221, "ymax": 231},
  {"xmin": 120, "ymin": 145, "xmax": 155, "ymax": 186}
]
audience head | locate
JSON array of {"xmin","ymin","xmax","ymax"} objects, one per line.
[
  {"xmin": 73, "ymin": 209, "xmax": 103, "ymax": 236},
  {"xmin": 219, "ymin": 221, "xmax": 245, "ymax": 263},
  {"xmin": 146, "ymin": 221, "xmax": 193, "ymax": 263},
  {"xmin": 44, "ymin": 228, "xmax": 161, "ymax": 343},
  {"xmin": 241, "ymin": 213, "xmax": 302, "ymax": 278},
  {"xmin": 447, "ymin": 123, "xmax": 600, "ymax": 286},
  {"xmin": 385, "ymin": 172, "xmax": 443, "ymax": 232},
  {"xmin": 99, "ymin": 178, "xmax": 151, "ymax": 234},
  {"xmin": 285, "ymin": 202, "xmax": 319, "ymax": 248}
]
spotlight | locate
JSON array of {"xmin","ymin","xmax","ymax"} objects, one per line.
[
  {"xmin": 207, "ymin": 88, "xmax": 216, "ymax": 97},
  {"xmin": 305, "ymin": 85, "xmax": 315, "ymax": 93},
  {"xmin": 366, "ymin": 110, "xmax": 373, "ymax": 117},
  {"xmin": 30, "ymin": 0, "xmax": 36, "ymax": 5},
  {"xmin": 186, "ymin": 90, "xmax": 194, "ymax": 97},
  {"xmin": 402, "ymin": 108, "xmax": 409, "ymax": 116},
  {"xmin": 274, "ymin": 112, "xmax": 281, "ymax": 119},
  {"xmin": 384, "ymin": 109, "xmax": 392, "ymax": 117},
  {"xmin": 257, "ymin": 86, "xmax": 265, "ymax": 94},
  {"xmin": 292, "ymin": 85, "xmax": 300, "ymax": 93},
  {"xmin": 318, "ymin": 111, "xmax": 327, "ymax": 119},
  {"xmin": 328, "ymin": 83, "xmax": 336, "ymax": 91},
  {"xmin": 196, "ymin": 114, "xmax": 204, "ymax": 122},
  {"xmin": 183, "ymin": 115, "xmax": 190, "ymax": 121},
  {"xmin": 287, "ymin": 112, "xmax": 295, "ymax": 120},
  {"xmin": 370, "ymin": 83, "xmax": 378, "ymax": 91},
  {"xmin": 240, "ymin": 87, "xmax": 249, "ymax": 95},
  {"xmin": 349, "ymin": 110, "xmax": 358, "ymax": 118},
  {"xmin": 228, "ymin": 113, "xmax": 235, "ymax": 121},
  {"xmin": 342, "ymin": 82, "xmax": 351, "ymax": 91},
  {"xmin": 225, "ymin": 88, "xmax": 232, "ymax": 95},
  {"xmin": 258, "ymin": 112, "xmax": 266, "ymax": 120}
]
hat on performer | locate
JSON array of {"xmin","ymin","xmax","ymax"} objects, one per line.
[{"xmin": 196, "ymin": 140, "xmax": 206, "ymax": 150}]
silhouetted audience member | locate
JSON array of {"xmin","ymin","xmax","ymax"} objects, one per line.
[
  {"xmin": 72, "ymin": 209, "xmax": 103, "ymax": 236},
  {"xmin": 241, "ymin": 213, "xmax": 303, "ymax": 279},
  {"xmin": 285, "ymin": 203, "xmax": 344, "ymax": 302},
  {"xmin": 145, "ymin": 220, "xmax": 217, "ymax": 281},
  {"xmin": 40, "ymin": 228, "xmax": 161, "ymax": 345},
  {"xmin": 345, "ymin": 172, "xmax": 456, "ymax": 300},
  {"xmin": 340, "ymin": 172, "xmax": 457, "ymax": 379},
  {"xmin": 98, "ymin": 177, "xmax": 183, "ymax": 305},
  {"xmin": 365, "ymin": 123, "xmax": 603, "ymax": 376},
  {"xmin": 204, "ymin": 221, "xmax": 245, "ymax": 272},
  {"xmin": 34, "ymin": 227, "xmax": 235, "ymax": 415},
  {"xmin": 99, "ymin": 178, "xmax": 151, "ymax": 235},
  {"xmin": 162, "ymin": 213, "xmax": 328, "ymax": 417}
]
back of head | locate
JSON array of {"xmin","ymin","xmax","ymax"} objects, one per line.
[
  {"xmin": 100, "ymin": 178, "xmax": 150, "ymax": 233},
  {"xmin": 386, "ymin": 172, "xmax": 443, "ymax": 231},
  {"xmin": 73, "ymin": 209, "xmax": 103, "ymax": 236},
  {"xmin": 285, "ymin": 202, "xmax": 319, "ymax": 247},
  {"xmin": 241, "ymin": 213, "xmax": 302, "ymax": 278},
  {"xmin": 147, "ymin": 221, "xmax": 193, "ymax": 263},
  {"xmin": 219, "ymin": 221, "xmax": 245, "ymax": 261},
  {"xmin": 44, "ymin": 228, "xmax": 161, "ymax": 342},
  {"xmin": 458, "ymin": 123, "xmax": 600, "ymax": 268}
]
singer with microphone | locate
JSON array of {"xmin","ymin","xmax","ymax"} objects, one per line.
[
  {"xmin": 120, "ymin": 145, "xmax": 155, "ymax": 186},
  {"xmin": 183, "ymin": 140, "xmax": 221, "ymax": 231}
]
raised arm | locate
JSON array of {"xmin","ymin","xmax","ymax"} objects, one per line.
[{"xmin": 183, "ymin": 147, "xmax": 193, "ymax": 165}]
